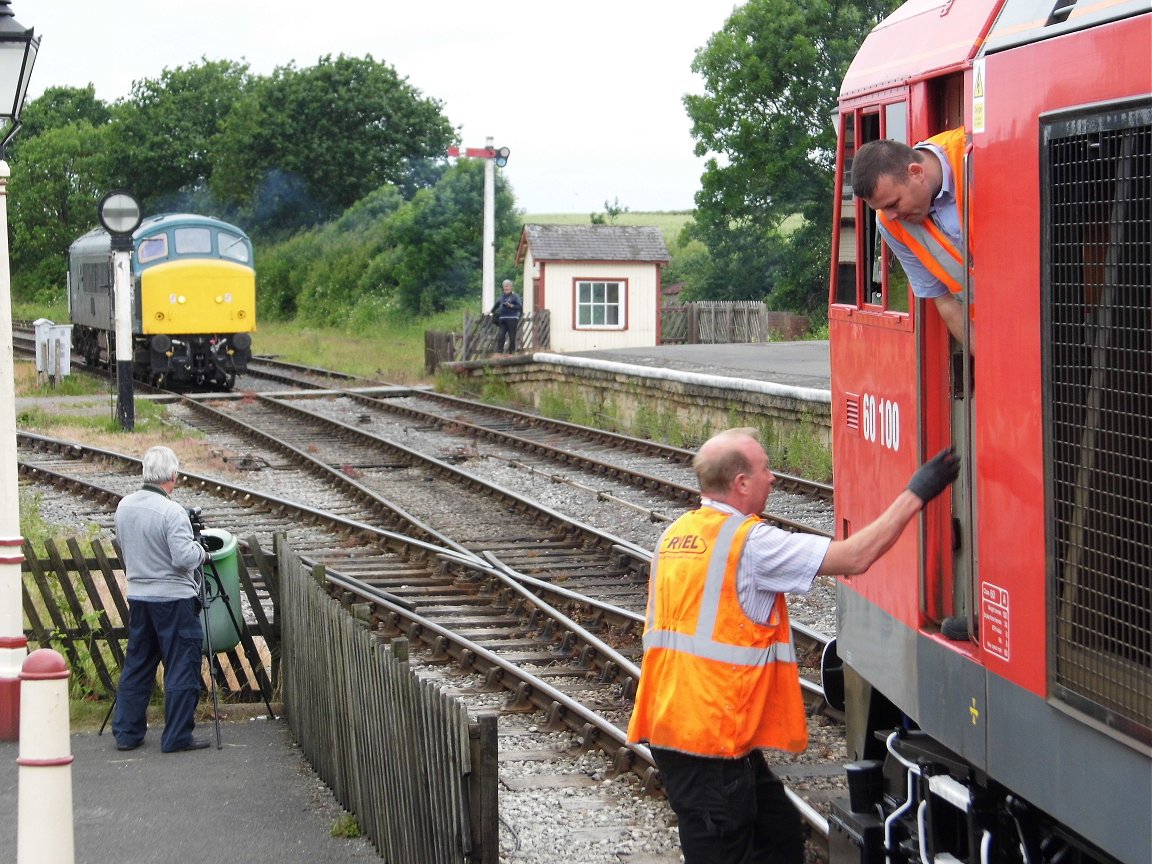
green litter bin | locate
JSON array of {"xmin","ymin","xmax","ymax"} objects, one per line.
[{"xmin": 199, "ymin": 528, "xmax": 242, "ymax": 655}]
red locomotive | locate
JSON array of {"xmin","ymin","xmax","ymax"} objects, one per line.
[{"xmin": 824, "ymin": 1, "xmax": 1150, "ymax": 862}]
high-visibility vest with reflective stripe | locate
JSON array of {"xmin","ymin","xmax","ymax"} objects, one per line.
[
  {"xmin": 879, "ymin": 127, "xmax": 971, "ymax": 295},
  {"xmin": 626, "ymin": 507, "xmax": 808, "ymax": 757}
]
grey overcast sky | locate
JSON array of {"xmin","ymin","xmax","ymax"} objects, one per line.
[{"xmin": 23, "ymin": 0, "xmax": 741, "ymax": 214}]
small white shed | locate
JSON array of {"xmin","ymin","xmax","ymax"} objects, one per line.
[{"xmin": 516, "ymin": 224, "xmax": 670, "ymax": 352}]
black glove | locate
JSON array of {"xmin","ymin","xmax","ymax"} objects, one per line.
[{"xmin": 906, "ymin": 447, "xmax": 960, "ymax": 505}]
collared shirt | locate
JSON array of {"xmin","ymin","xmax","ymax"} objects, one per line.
[
  {"xmin": 878, "ymin": 142, "xmax": 962, "ymax": 300},
  {"xmin": 699, "ymin": 498, "xmax": 831, "ymax": 623}
]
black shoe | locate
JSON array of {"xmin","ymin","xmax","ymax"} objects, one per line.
[
  {"xmin": 168, "ymin": 737, "xmax": 211, "ymax": 752},
  {"xmin": 115, "ymin": 740, "xmax": 141, "ymax": 752}
]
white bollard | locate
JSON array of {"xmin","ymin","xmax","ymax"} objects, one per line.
[{"xmin": 17, "ymin": 648, "xmax": 75, "ymax": 864}]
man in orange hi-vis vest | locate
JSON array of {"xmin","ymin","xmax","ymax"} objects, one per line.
[
  {"xmin": 852, "ymin": 129, "xmax": 971, "ymax": 345},
  {"xmin": 627, "ymin": 428, "xmax": 958, "ymax": 864}
]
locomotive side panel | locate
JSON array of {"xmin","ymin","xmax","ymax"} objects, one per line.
[
  {"xmin": 827, "ymin": 1, "xmax": 1150, "ymax": 862},
  {"xmin": 976, "ymin": 11, "xmax": 1151, "ymax": 860}
]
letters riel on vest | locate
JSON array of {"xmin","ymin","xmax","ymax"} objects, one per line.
[{"xmin": 662, "ymin": 534, "xmax": 709, "ymax": 553}]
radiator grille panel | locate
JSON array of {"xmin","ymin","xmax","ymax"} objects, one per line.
[{"xmin": 1043, "ymin": 102, "xmax": 1151, "ymax": 742}]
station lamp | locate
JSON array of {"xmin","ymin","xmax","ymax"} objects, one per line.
[{"xmin": 0, "ymin": 0, "xmax": 39, "ymax": 153}]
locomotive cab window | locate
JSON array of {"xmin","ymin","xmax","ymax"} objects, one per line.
[
  {"xmin": 137, "ymin": 236, "xmax": 168, "ymax": 264},
  {"xmin": 218, "ymin": 231, "xmax": 251, "ymax": 264},
  {"xmin": 831, "ymin": 103, "xmax": 912, "ymax": 318},
  {"xmin": 174, "ymin": 227, "xmax": 212, "ymax": 256}
]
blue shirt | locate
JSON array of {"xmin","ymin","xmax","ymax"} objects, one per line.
[{"xmin": 877, "ymin": 142, "xmax": 962, "ymax": 300}]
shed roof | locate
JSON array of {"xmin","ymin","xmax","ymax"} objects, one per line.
[{"xmin": 518, "ymin": 224, "xmax": 670, "ymax": 264}]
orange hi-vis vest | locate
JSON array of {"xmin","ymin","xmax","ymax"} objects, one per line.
[
  {"xmin": 879, "ymin": 127, "xmax": 972, "ymax": 295},
  {"xmin": 626, "ymin": 507, "xmax": 807, "ymax": 758}
]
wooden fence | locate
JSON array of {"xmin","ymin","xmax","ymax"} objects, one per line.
[
  {"xmin": 20, "ymin": 535, "xmax": 279, "ymax": 701},
  {"xmin": 425, "ymin": 312, "xmax": 551, "ymax": 371},
  {"xmin": 661, "ymin": 301, "xmax": 809, "ymax": 344},
  {"xmin": 22, "ymin": 535, "xmax": 502, "ymax": 862},
  {"xmin": 427, "ymin": 303, "xmax": 807, "ymax": 368},
  {"xmin": 281, "ymin": 549, "xmax": 499, "ymax": 863}
]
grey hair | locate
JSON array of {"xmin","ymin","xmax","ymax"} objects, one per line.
[
  {"xmin": 142, "ymin": 446, "xmax": 180, "ymax": 484},
  {"xmin": 502, "ymin": 279, "xmax": 514, "ymax": 288}
]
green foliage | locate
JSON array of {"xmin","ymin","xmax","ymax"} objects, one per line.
[
  {"xmin": 6, "ymin": 55, "xmax": 458, "ymax": 302},
  {"xmin": 211, "ymin": 54, "xmax": 454, "ymax": 234},
  {"xmin": 478, "ymin": 370, "xmax": 513, "ymax": 405},
  {"xmin": 108, "ymin": 59, "xmax": 251, "ymax": 213},
  {"xmin": 9, "ymin": 121, "xmax": 115, "ymax": 300},
  {"xmin": 257, "ymin": 161, "xmax": 520, "ymax": 327},
  {"xmin": 10, "ymin": 85, "xmax": 112, "ymax": 152},
  {"xmin": 330, "ymin": 813, "xmax": 361, "ymax": 839},
  {"xmin": 684, "ymin": 0, "xmax": 900, "ymax": 313}
]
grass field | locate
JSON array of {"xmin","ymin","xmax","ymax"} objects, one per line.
[{"xmin": 525, "ymin": 211, "xmax": 693, "ymax": 245}]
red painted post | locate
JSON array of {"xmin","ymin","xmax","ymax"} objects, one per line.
[
  {"xmin": 0, "ymin": 537, "xmax": 26, "ymax": 741},
  {"xmin": 17, "ymin": 648, "xmax": 75, "ymax": 864}
]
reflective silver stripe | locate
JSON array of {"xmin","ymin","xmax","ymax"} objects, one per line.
[
  {"xmin": 695, "ymin": 515, "xmax": 747, "ymax": 636},
  {"xmin": 642, "ymin": 628, "xmax": 798, "ymax": 665},
  {"xmin": 900, "ymin": 221, "xmax": 968, "ymax": 289}
]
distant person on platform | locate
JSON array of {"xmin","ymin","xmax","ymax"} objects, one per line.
[
  {"xmin": 112, "ymin": 445, "xmax": 211, "ymax": 753},
  {"xmin": 490, "ymin": 279, "xmax": 523, "ymax": 354},
  {"xmin": 852, "ymin": 129, "xmax": 971, "ymax": 346},
  {"xmin": 627, "ymin": 428, "xmax": 959, "ymax": 864}
]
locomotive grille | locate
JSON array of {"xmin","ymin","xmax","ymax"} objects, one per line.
[{"xmin": 1042, "ymin": 102, "xmax": 1151, "ymax": 744}]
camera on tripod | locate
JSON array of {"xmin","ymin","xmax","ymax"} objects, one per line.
[
  {"xmin": 188, "ymin": 506, "xmax": 205, "ymax": 538},
  {"xmin": 188, "ymin": 506, "xmax": 226, "ymax": 554}
]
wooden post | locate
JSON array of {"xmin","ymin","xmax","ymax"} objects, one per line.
[{"xmin": 468, "ymin": 711, "xmax": 499, "ymax": 863}]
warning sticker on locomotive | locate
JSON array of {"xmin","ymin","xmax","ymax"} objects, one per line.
[{"xmin": 980, "ymin": 581, "xmax": 1009, "ymax": 661}]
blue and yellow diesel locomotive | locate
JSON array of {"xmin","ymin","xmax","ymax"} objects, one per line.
[{"xmin": 68, "ymin": 213, "xmax": 256, "ymax": 390}]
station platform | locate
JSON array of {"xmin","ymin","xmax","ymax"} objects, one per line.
[
  {"xmin": 0, "ymin": 713, "xmax": 379, "ymax": 863},
  {"xmin": 566, "ymin": 340, "xmax": 831, "ymax": 392}
]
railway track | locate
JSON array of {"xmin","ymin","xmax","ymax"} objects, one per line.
[{"xmin": 17, "ymin": 425, "xmax": 840, "ymax": 859}]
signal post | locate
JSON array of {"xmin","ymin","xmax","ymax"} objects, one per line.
[{"xmin": 446, "ymin": 139, "xmax": 510, "ymax": 313}]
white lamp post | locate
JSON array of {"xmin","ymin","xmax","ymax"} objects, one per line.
[{"xmin": 0, "ymin": 0, "xmax": 41, "ymax": 742}]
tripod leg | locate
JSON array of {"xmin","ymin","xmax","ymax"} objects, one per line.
[
  {"xmin": 98, "ymin": 695, "xmax": 116, "ymax": 736},
  {"xmin": 207, "ymin": 560, "xmax": 277, "ymax": 720},
  {"xmin": 200, "ymin": 573, "xmax": 223, "ymax": 749}
]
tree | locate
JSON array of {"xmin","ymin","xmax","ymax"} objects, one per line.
[
  {"xmin": 9, "ymin": 121, "xmax": 116, "ymax": 300},
  {"xmin": 107, "ymin": 58, "xmax": 251, "ymax": 213},
  {"xmin": 211, "ymin": 55, "xmax": 455, "ymax": 235},
  {"xmin": 684, "ymin": 0, "xmax": 900, "ymax": 314},
  {"xmin": 368, "ymin": 159, "xmax": 520, "ymax": 316},
  {"xmin": 9, "ymin": 85, "xmax": 111, "ymax": 156}
]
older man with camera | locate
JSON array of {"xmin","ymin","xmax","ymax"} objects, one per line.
[{"xmin": 112, "ymin": 445, "xmax": 211, "ymax": 753}]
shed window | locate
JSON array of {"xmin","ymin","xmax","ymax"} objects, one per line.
[{"xmin": 576, "ymin": 280, "xmax": 625, "ymax": 329}]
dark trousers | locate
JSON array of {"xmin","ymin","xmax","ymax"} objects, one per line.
[
  {"xmin": 651, "ymin": 747, "xmax": 805, "ymax": 864},
  {"xmin": 112, "ymin": 597, "xmax": 204, "ymax": 752},
  {"xmin": 495, "ymin": 317, "xmax": 518, "ymax": 353}
]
